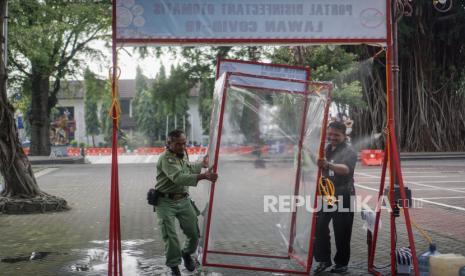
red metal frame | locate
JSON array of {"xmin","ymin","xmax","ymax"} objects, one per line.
[
  {"xmin": 289, "ymin": 251, "xmax": 308, "ymax": 270},
  {"xmin": 116, "ymin": 38, "xmax": 387, "ymax": 46},
  {"xmin": 201, "ymin": 74, "xmax": 229, "ymax": 266},
  {"xmin": 204, "ymin": 261, "xmax": 310, "ymax": 275},
  {"xmin": 108, "ymin": 1, "xmax": 123, "ymax": 276},
  {"xmin": 287, "ymin": 81, "xmax": 331, "ymax": 261},
  {"xmin": 201, "ymin": 72, "xmax": 332, "ymax": 274},
  {"xmin": 367, "ymin": 1, "xmax": 420, "ymax": 275},
  {"xmin": 306, "ymin": 84, "xmax": 333, "ymax": 272},
  {"xmin": 110, "ymin": 1, "xmax": 421, "ymax": 275},
  {"xmin": 207, "ymin": 250, "xmax": 290, "ymax": 260},
  {"xmin": 216, "ymin": 58, "xmax": 311, "ymax": 81},
  {"xmin": 368, "ymin": 146, "xmax": 388, "ymax": 276}
]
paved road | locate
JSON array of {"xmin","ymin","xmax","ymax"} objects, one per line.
[
  {"xmin": 0, "ymin": 159, "xmax": 464, "ymax": 276},
  {"xmin": 355, "ymin": 159, "xmax": 465, "ymax": 241}
]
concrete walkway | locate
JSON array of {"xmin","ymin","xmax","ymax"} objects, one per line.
[{"xmin": 0, "ymin": 160, "xmax": 464, "ymax": 275}]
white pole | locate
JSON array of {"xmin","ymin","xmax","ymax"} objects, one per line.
[
  {"xmin": 174, "ymin": 114, "xmax": 177, "ymax": 129},
  {"xmin": 165, "ymin": 115, "xmax": 169, "ymax": 138},
  {"xmin": 190, "ymin": 115, "xmax": 194, "ymax": 144}
]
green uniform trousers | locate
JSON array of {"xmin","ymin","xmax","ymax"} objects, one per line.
[{"xmin": 156, "ymin": 196, "xmax": 199, "ymax": 267}]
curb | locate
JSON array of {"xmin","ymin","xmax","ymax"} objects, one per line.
[
  {"xmin": 29, "ymin": 156, "xmax": 85, "ymax": 165},
  {"xmin": 399, "ymin": 152, "xmax": 465, "ymax": 160}
]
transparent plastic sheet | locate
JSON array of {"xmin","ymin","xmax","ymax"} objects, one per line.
[
  {"xmin": 201, "ymin": 72, "xmax": 331, "ymax": 274},
  {"xmin": 194, "ymin": 73, "xmax": 227, "ymax": 263},
  {"xmin": 288, "ymin": 84, "xmax": 331, "ymax": 267}
]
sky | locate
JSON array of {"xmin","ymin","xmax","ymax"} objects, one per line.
[{"xmin": 85, "ymin": 41, "xmax": 179, "ymax": 80}]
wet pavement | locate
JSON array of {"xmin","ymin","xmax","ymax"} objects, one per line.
[{"xmin": 0, "ymin": 160, "xmax": 464, "ymax": 275}]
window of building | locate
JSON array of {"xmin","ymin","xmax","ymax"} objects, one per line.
[{"xmin": 120, "ymin": 99, "xmax": 130, "ymax": 116}]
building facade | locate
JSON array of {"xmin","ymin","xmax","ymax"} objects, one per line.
[{"xmin": 56, "ymin": 79, "xmax": 204, "ymax": 147}]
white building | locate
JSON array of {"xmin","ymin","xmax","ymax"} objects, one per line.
[{"xmin": 56, "ymin": 79, "xmax": 204, "ymax": 146}]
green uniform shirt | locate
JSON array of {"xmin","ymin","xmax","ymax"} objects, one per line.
[{"xmin": 155, "ymin": 150, "xmax": 203, "ymax": 193}]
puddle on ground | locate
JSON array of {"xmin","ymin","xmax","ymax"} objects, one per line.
[
  {"xmin": 0, "ymin": 239, "xmax": 277, "ymax": 275},
  {"xmin": 65, "ymin": 239, "xmax": 217, "ymax": 275},
  {"xmin": 1, "ymin": 252, "xmax": 57, "ymax": 263}
]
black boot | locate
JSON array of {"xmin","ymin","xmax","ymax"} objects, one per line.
[
  {"xmin": 182, "ymin": 252, "xmax": 197, "ymax": 272},
  {"xmin": 170, "ymin": 266, "xmax": 181, "ymax": 276}
]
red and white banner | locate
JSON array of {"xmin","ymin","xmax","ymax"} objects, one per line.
[{"xmin": 115, "ymin": 0, "xmax": 388, "ymax": 45}]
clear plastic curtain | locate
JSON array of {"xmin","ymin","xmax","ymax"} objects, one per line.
[{"xmin": 196, "ymin": 72, "xmax": 331, "ymax": 274}]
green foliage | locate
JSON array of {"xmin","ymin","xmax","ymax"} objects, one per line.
[
  {"xmin": 69, "ymin": 140, "xmax": 78, "ymax": 147},
  {"xmin": 8, "ymin": 0, "xmax": 111, "ymax": 152},
  {"xmin": 267, "ymin": 46, "xmax": 366, "ymax": 113},
  {"xmin": 133, "ymin": 89, "xmax": 157, "ymax": 144},
  {"xmin": 132, "ymin": 66, "xmax": 157, "ymax": 144},
  {"xmin": 100, "ymin": 83, "xmax": 114, "ymax": 145},
  {"xmin": 135, "ymin": 66, "xmax": 148, "ymax": 94},
  {"xmin": 175, "ymin": 46, "xmax": 251, "ymax": 135},
  {"xmin": 9, "ymin": 0, "xmax": 111, "ymax": 84},
  {"xmin": 332, "ymin": 80, "xmax": 366, "ymax": 110},
  {"xmin": 131, "ymin": 63, "xmax": 194, "ymax": 143},
  {"xmin": 176, "ymin": 45, "xmax": 365, "ymax": 136},
  {"xmin": 238, "ymin": 94, "xmax": 261, "ymax": 145},
  {"xmin": 84, "ymin": 68, "xmax": 103, "ymax": 142},
  {"xmin": 150, "ymin": 64, "xmax": 192, "ymax": 139},
  {"xmin": 273, "ymin": 93, "xmax": 304, "ymax": 136},
  {"xmin": 198, "ymin": 78, "xmax": 215, "ymax": 134},
  {"xmin": 125, "ymin": 132, "xmax": 145, "ymax": 149}
]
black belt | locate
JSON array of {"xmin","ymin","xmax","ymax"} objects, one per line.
[{"xmin": 160, "ymin": 192, "xmax": 188, "ymax": 200}]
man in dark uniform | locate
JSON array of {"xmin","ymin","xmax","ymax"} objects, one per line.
[
  {"xmin": 313, "ymin": 121, "xmax": 357, "ymax": 274},
  {"xmin": 156, "ymin": 129, "xmax": 218, "ymax": 276}
]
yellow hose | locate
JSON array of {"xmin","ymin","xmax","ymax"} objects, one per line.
[
  {"xmin": 319, "ymin": 176, "xmax": 337, "ymax": 206},
  {"xmin": 108, "ymin": 67, "xmax": 122, "ymax": 126},
  {"xmin": 400, "ymin": 207, "xmax": 433, "ymax": 245}
]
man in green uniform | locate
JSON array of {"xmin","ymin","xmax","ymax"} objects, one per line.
[{"xmin": 156, "ymin": 129, "xmax": 218, "ymax": 276}]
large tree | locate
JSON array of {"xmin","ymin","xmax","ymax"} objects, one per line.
[
  {"xmin": 84, "ymin": 68, "xmax": 103, "ymax": 147},
  {"xmin": 349, "ymin": 1, "xmax": 465, "ymax": 151},
  {"xmin": 268, "ymin": 46, "xmax": 365, "ymax": 116},
  {"xmin": 0, "ymin": 0, "xmax": 67, "ymax": 213},
  {"xmin": 151, "ymin": 64, "xmax": 192, "ymax": 139},
  {"xmin": 8, "ymin": 0, "xmax": 110, "ymax": 155},
  {"xmin": 99, "ymin": 81, "xmax": 113, "ymax": 146},
  {"xmin": 133, "ymin": 66, "xmax": 158, "ymax": 145},
  {"xmin": 395, "ymin": 1, "xmax": 465, "ymax": 151}
]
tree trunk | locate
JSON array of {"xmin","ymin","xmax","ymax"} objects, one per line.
[
  {"xmin": 1, "ymin": 0, "xmax": 68, "ymax": 213},
  {"xmin": 0, "ymin": 0, "xmax": 41, "ymax": 198},
  {"xmin": 29, "ymin": 68, "xmax": 51, "ymax": 156}
]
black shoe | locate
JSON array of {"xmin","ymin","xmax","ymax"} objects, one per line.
[
  {"xmin": 330, "ymin": 264, "xmax": 348, "ymax": 274},
  {"xmin": 182, "ymin": 252, "xmax": 197, "ymax": 272},
  {"xmin": 313, "ymin": 262, "xmax": 332, "ymax": 274},
  {"xmin": 170, "ymin": 266, "xmax": 181, "ymax": 276}
]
